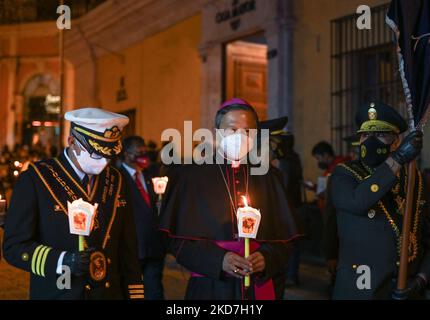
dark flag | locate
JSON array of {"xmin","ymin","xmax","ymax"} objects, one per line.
[
  {"xmin": 386, "ymin": 0, "xmax": 430, "ymax": 129},
  {"xmin": 386, "ymin": 0, "xmax": 430, "ymax": 294}
]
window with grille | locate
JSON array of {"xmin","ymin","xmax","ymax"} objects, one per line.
[{"xmin": 330, "ymin": 3, "xmax": 405, "ymax": 155}]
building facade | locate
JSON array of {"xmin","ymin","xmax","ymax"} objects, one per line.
[{"xmin": 1, "ymin": 0, "xmax": 428, "ymax": 183}]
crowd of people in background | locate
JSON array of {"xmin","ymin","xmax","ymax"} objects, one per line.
[
  {"xmin": 0, "ymin": 140, "xmax": 162, "ymax": 197},
  {"xmin": 0, "ymin": 143, "xmax": 56, "ymax": 197}
]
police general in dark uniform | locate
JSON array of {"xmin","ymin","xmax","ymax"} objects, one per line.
[
  {"xmin": 331, "ymin": 102, "xmax": 430, "ymax": 300},
  {"xmin": 2, "ymin": 108, "xmax": 144, "ymax": 300}
]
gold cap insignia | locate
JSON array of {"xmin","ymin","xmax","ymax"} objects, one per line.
[
  {"xmin": 103, "ymin": 126, "xmax": 121, "ymax": 139},
  {"xmin": 368, "ymin": 104, "xmax": 377, "ymax": 120}
]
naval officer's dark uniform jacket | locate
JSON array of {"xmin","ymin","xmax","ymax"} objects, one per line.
[
  {"xmin": 330, "ymin": 160, "xmax": 430, "ymax": 299},
  {"xmin": 2, "ymin": 152, "xmax": 144, "ymax": 300}
]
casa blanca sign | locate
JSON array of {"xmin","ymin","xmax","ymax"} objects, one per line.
[{"xmin": 214, "ymin": 0, "xmax": 257, "ymax": 31}]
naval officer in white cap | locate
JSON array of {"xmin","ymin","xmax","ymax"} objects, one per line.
[{"xmin": 3, "ymin": 107, "xmax": 144, "ymax": 300}]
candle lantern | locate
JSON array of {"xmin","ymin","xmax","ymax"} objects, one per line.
[
  {"xmin": 152, "ymin": 176, "xmax": 169, "ymax": 215},
  {"xmin": 67, "ymin": 198, "xmax": 98, "ymax": 251}
]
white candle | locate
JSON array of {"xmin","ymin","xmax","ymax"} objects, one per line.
[
  {"xmin": 152, "ymin": 177, "xmax": 169, "ymax": 216},
  {"xmin": 236, "ymin": 196, "xmax": 261, "ymax": 239},
  {"xmin": 152, "ymin": 177, "xmax": 169, "ymax": 195}
]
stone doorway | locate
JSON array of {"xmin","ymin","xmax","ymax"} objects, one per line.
[{"xmin": 224, "ymin": 33, "xmax": 268, "ymax": 120}]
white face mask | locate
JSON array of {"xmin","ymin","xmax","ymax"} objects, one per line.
[
  {"xmin": 73, "ymin": 146, "xmax": 108, "ymax": 175},
  {"xmin": 219, "ymin": 132, "xmax": 254, "ymax": 161}
]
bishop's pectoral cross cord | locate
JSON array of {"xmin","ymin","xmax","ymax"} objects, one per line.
[{"xmin": 217, "ymin": 164, "xmax": 250, "ymax": 237}]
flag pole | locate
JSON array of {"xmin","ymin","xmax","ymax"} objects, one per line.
[
  {"xmin": 397, "ymin": 160, "xmax": 416, "ymax": 290},
  {"xmin": 397, "ymin": 92, "xmax": 417, "ymax": 290}
]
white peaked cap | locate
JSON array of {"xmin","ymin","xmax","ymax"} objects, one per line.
[{"xmin": 64, "ymin": 107, "xmax": 129, "ymax": 133}]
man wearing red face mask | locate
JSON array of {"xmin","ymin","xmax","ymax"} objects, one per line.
[{"xmin": 119, "ymin": 136, "xmax": 166, "ymax": 300}]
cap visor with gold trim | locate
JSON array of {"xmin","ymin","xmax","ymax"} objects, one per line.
[
  {"xmin": 355, "ymin": 101, "xmax": 408, "ymax": 134},
  {"xmin": 343, "ymin": 134, "xmax": 359, "ymax": 146},
  {"xmin": 65, "ymin": 108, "xmax": 129, "ymax": 159},
  {"xmin": 260, "ymin": 116, "xmax": 290, "ymax": 137}
]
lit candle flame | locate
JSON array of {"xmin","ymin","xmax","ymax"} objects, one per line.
[{"xmin": 241, "ymin": 195, "xmax": 248, "ymax": 207}]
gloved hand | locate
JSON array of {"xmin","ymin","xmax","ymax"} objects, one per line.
[
  {"xmin": 391, "ymin": 130, "xmax": 423, "ymax": 166},
  {"xmin": 392, "ymin": 275, "xmax": 427, "ymax": 300},
  {"xmin": 62, "ymin": 247, "xmax": 95, "ymax": 276}
]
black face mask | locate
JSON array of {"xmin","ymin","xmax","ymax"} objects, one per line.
[
  {"xmin": 318, "ymin": 161, "xmax": 329, "ymax": 170},
  {"xmin": 359, "ymin": 135, "xmax": 391, "ymax": 168}
]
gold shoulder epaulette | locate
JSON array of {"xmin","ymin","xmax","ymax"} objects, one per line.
[{"xmin": 337, "ymin": 163, "xmax": 366, "ymax": 181}]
